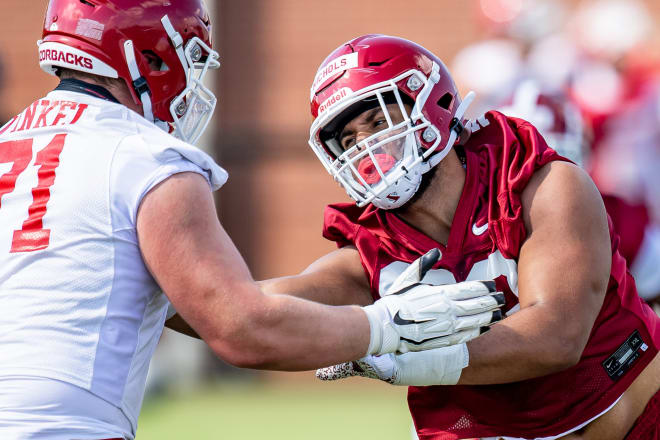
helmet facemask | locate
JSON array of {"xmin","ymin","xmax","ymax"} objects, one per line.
[
  {"xmin": 159, "ymin": 16, "xmax": 220, "ymax": 144},
  {"xmin": 322, "ymin": 90, "xmax": 425, "ymax": 209}
]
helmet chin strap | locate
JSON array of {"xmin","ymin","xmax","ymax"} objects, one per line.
[
  {"xmin": 161, "ymin": 15, "xmax": 188, "ymax": 82},
  {"xmin": 425, "ymin": 90, "xmax": 476, "ymax": 170},
  {"xmin": 123, "ymin": 40, "xmax": 154, "ymax": 122}
]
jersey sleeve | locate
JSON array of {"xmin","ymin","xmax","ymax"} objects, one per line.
[
  {"xmin": 485, "ymin": 112, "xmax": 569, "ymax": 259},
  {"xmin": 109, "ymin": 133, "xmax": 229, "ymax": 231},
  {"xmin": 322, "ymin": 203, "xmax": 363, "ymax": 247}
]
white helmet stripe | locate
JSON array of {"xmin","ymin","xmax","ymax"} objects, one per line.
[{"xmin": 38, "ymin": 41, "xmax": 118, "ymax": 78}]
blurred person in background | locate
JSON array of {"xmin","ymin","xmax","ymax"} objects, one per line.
[
  {"xmin": 565, "ymin": 0, "xmax": 660, "ymax": 229},
  {"xmin": 261, "ymin": 34, "xmax": 660, "ymax": 440},
  {"xmin": 498, "ymin": 80, "xmax": 660, "ymax": 313},
  {"xmin": 455, "ymin": 0, "xmax": 660, "ymax": 311},
  {"xmin": 451, "ymin": 0, "xmax": 570, "ymax": 118},
  {"xmin": 0, "ymin": 1, "xmax": 506, "ymax": 439}
]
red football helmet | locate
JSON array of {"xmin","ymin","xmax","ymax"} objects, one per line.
[
  {"xmin": 498, "ymin": 80, "xmax": 587, "ymax": 167},
  {"xmin": 39, "ymin": 0, "xmax": 220, "ymax": 144},
  {"xmin": 308, "ymin": 34, "xmax": 474, "ymax": 209}
]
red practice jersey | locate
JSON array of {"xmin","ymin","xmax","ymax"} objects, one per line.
[{"xmin": 322, "ymin": 111, "xmax": 660, "ymax": 439}]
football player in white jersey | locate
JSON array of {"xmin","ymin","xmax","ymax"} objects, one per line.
[{"xmin": 0, "ymin": 2, "xmax": 505, "ymax": 439}]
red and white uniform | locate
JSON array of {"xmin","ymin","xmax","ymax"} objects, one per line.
[
  {"xmin": 323, "ymin": 111, "xmax": 660, "ymax": 439},
  {"xmin": 0, "ymin": 90, "xmax": 227, "ymax": 439}
]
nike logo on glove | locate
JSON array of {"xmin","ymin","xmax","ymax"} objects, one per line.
[{"xmin": 393, "ymin": 311, "xmax": 432, "ymax": 325}]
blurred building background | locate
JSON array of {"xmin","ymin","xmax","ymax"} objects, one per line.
[
  {"xmin": 3, "ymin": 0, "xmax": 660, "ymax": 278},
  {"xmin": 2, "ymin": 0, "xmax": 660, "ymax": 438}
]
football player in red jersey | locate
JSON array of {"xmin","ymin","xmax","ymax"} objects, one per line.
[{"xmin": 260, "ymin": 35, "xmax": 660, "ymax": 440}]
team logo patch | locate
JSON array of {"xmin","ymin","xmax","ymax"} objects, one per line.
[
  {"xmin": 602, "ymin": 330, "xmax": 648, "ymax": 380},
  {"xmin": 310, "ymin": 52, "xmax": 358, "ymax": 100},
  {"xmin": 75, "ymin": 19, "xmax": 104, "ymax": 41}
]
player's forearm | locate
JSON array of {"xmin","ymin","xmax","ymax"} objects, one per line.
[
  {"xmin": 165, "ymin": 314, "xmax": 201, "ymax": 339},
  {"xmin": 258, "ymin": 276, "xmax": 334, "ymax": 303},
  {"xmin": 258, "ymin": 276, "xmax": 372, "ymax": 306},
  {"xmin": 458, "ymin": 304, "xmax": 585, "ymax": 385},
  {"xmin": 205, "ymin": 290, "xmax": 371, "ymax": 371}
]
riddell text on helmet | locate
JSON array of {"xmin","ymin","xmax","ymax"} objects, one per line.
[
  {"xmin": 39, "ymin": 48, "xmax": 93, "ymax": 70},
  {"xmin": 318, "ymin": 88, "xmax": 351, "ymax": 115}
]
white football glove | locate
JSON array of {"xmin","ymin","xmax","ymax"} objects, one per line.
[
  {"xmin": 316, "ymin": 344, "xmax": 469, "ymax": 386},
  {"xmin": 362, "ymin": 248, "xmax": 504, "ymax": 356}
]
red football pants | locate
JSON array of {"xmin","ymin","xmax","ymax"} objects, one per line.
[{"xmin": 625, "ymin": 387, "xmax": 660, "ymax": 439}]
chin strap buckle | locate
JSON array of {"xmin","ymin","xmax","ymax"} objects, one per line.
[
  {"xmin": 132, "ymin": 76, "xmax": 151, "ymax": 97},
  {"xmin": 449, "ymin": 117, "xmax": 464, "ymax": 137}
]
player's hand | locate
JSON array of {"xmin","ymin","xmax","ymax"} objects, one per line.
[
  {"xmin": 362, "ymin": 249, "xmax": 505, "ymax": 356},
  {"xmin": 382, "ymin": 248, "xmax": 441, "ymax": 296},
  {"xmin": 316, "ymin": 343, "xmax": 469, "ymax": 386},
  {"xmin": 316, "ymin": 354, "xmax": 399, "ymax": 384}
]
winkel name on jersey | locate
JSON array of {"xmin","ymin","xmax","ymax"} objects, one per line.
[{"xmin": 0, "ymin": 100, "xmax": 89, "ymax": 135}]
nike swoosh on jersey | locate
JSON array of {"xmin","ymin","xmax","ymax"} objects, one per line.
[{"xmin": 472, "ymin": 222, "xmax": 488, "ymax": 236}]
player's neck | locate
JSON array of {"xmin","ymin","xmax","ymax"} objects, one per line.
[
  {"xmin": 395, "ymin": 149, "xmax": 466, "ymax": 246},
  {"xmin": 64, "ymin": 74, "xmax": 143, "ymax": 116}
]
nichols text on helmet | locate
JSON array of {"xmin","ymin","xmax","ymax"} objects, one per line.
[{"xmin": 310, "ymin": 52, "xmax": 358, "ymax": 99}]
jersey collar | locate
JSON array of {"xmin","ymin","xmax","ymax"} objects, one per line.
[{"xmin": 54, "ymin": 78, "xmax": 120, "ymax": 104}]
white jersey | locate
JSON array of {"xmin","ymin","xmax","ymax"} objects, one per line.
[{"xmin": 0, "ymin": 89, "xmax": 227, "ymax": 439}]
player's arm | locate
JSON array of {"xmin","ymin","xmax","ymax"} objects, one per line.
[
  {"xmin": 138, "ymin": 172, "xmax": 483, "ymax": 371},
  {"xmin": 137, "ymin": 172, "xmax": 371, "ymax": 371},
  {"xmin": 258, "ymin": 246, "xmax": 373, "ymax": 306},
  {"xmin": 165, "ymin": 313, "xmax": 200, "ymax": 338},
  {"xmin": 457, "ymin": 160, "xmax": 611, "ymax": 384},
  {"xmin": 164, "ymin": 247, "xmax": 371, "ymax": 338}
]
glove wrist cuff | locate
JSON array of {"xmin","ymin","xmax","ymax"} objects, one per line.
[
  {"xmin": 444, "ymin": 342, "xmax": 469, "ymax": 385},
  {"xmin": 362, "ymin": 305, "xmax": 381, "ymax": 356},
  {"xmin": 396, "ymin": 342, "xmax": 469, "ymax": 386},
  {"xmin": 362, "ymin": 303, "xmax": 399, "ymax": 356}
]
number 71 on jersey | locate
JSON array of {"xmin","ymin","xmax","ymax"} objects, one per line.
[{"xmin": 0, "ymin": 134, "xmax": 66, "ymax": 253}]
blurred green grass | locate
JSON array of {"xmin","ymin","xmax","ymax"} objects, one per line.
[{"xmin": 137, "ymin": 375, "xmax": 412, "ymax": 439}]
